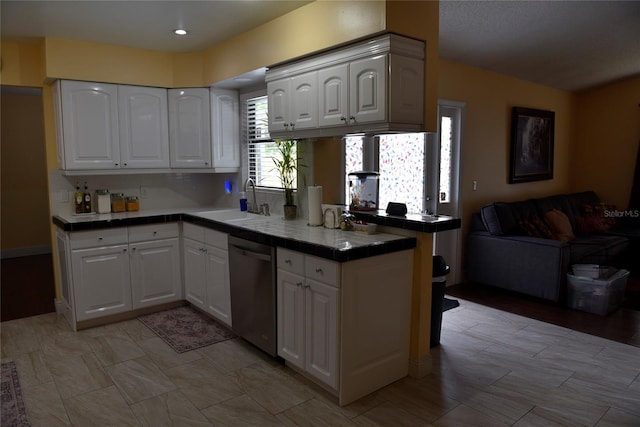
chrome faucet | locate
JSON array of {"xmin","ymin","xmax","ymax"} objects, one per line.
[{"xmin": 244, "ymin": 178, "xmax": 258, "ymax": 213}]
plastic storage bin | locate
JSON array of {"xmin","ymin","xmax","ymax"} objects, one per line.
[{"xmin": 567, "ymin": 268, "xmax": 629, "ymax": 315}]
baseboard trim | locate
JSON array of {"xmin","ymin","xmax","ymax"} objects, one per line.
[
  {"xmin": 408, "ymin": 355, "xmax": 433, "ymax": 379},
  {"xmin": 1, "ymin": 246, "xmax": 52, "ymax": 259}
]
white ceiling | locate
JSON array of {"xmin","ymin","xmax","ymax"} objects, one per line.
[{"xmin": 1, "ymin": 1, "xmax": 639, "ymax": 92}]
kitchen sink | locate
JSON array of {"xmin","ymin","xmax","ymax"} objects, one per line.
[{"xmin": 195, "ymin": 209, "xmax": 250, "ymax": 221}]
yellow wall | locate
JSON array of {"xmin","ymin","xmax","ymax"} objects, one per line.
[
  {"xmin": 202, "ymin": 0, "xmax": 386, "ymax": 85},
  {"xmin": 573, "ymin": 75, "xmax": 640, "ymax": 209},
  {"xmin": 1, "ymin": 89, "xmax": 51, "ymax": 250},
  {"xmin": 438, "ymin": 59, "xmax": 576, "ymax": 240},
  {"xmin": 0, "ymin": 41, "xmax": 45, "ymax": 87}
]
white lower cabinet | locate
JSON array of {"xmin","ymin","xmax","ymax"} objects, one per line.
[
  {"xmin": 277, "ymin": 249, "xmax": 338, "ymax": 389},
  {"xmin": 277, "ymin": 247, "xmax": 414, "ymax": 406},
  {"xmin": 182, "ymin": 223, "xmax": 232, "ymax": 327},
  {"xmin": 62, "ymin": 223, "xmax": 181, "ymax": 326},
  {"xmin": 129, "ymin": 224, "xmax": 182, "ymax": 309},
  {"xmin": 69, "ymin": 228, "xmax": 132, "ymax": 322}
]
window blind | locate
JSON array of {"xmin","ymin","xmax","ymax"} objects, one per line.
[{"xmin": 246, "ymin": 95, "xmax": 296, "ymax": 189}]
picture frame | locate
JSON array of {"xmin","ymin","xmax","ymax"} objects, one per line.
[{"xmin": 509, "ymin": 107, "xmax": 555, "ymax": 183}]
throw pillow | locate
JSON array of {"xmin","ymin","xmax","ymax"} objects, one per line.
[
  {"xmin": 544, "ymin": 209, "xmax": 575, "ymax": 242},
  {"xmin": 575, "ymin": 202, "xmax": 616, "ymax": 234},
  {"xmin": 518, "ymin": 215, "xmax": 553, "ymax": 239}
]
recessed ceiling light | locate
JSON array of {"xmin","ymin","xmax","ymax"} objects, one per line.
[{"xmin": 173, "ymin": 29, "xmax": 188, "ymax": 36}]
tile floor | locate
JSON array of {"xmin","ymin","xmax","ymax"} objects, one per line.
[{"xmin": 2, "ymin": 299, "xmax": 639, "ymax": 426}]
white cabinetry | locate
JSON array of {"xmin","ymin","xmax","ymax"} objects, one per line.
[
  {"xmin": 129, "ymin": 224, "xmax": 181, "ymax": 309},
  {"xmin": 168, "ymin": 88, "xmax": 212, "ymax": 169},
  {"xmin": 211, "ymin": 88, "xmax": 240, "ymax": 170},
  {"xmin": 69, "ymin": 228, "xmax": 131, "ymax": 321},
  {"xmin": 276, "ymin": 247, "xmax": 414, "ymax": 406},
  {"xmin": 277, "ymin": 249, "xmax": 338, "ymax": 389},
  {"xmin": 182, "ymin": 223, "xmax": 232, "ymax": 326},
  {"xmin": 58, "ymin": 223, "xmax": 182, "ymax": 328},
  {"xmin": 55, "ymin": 81, "xmax": 170, "ymax": 171},
  {"xmin": 267, "ymin": 71, "xmax": 318, "ymax": 134},
  {"xmin": 118, "ymin": 85, "xmax": 170, "ymax": 169},
  {"xmin": 55, "ymin": 80, "xmax": 120, "ymax": 170},
  {"xmin": 266, "ymin": 34, "xmax": 424, "ymax": 139}
]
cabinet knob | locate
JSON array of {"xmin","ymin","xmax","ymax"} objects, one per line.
[
  {"xmin": 284, "ymin": 123, "xmax": 289, "ymax": 129},
  {"xmin": 204, "ymin": 162, "xmax": 209, "ymax": 166},
  {"xmin": 114, "ymin": 163, "xmax": 119, "ymax": 167},
  {"xmin": 303, "ymin": 284, "xmax": 310, "ymax": 289},
  {"xmin": 123, "ymin": 248, "xmax": 127, "ymax": 252},
  {"xmin": 123, "ymin": 163, "xmax": 128, "ymax": 167},
  {"xmin": 290, "ymin": 123, "xmax": 295, "ymax": 130},
  {"xmin": 98, "ymin": 237, "xmax": 103, "ymax": 241},
  {"xmin": 296, "ymin": 282, "xmax": 303, "ymax": 287},
  {"xmin": 315, "ymin": 268, "xmax": 323, "ymax": 274},
  {"xmin": 285, "ymin": 259, "xmax": 292, "ymax": 265},
  {"xmin": 340, "ymin": 116, "xmax": 347, "ymax": 122},
  {"xmin": 349, "ymin": 116, "xmax": 356, "ymax": 122},
  {"xmin": 153, "ymin": 231, "xmax": 157, "ymax": 235}
]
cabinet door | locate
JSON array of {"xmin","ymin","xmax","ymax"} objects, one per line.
[
  {"xmin": 318, "ymin": 64, "xmax": 349, "ymax": 128},
  {"xmin": 267, "ymin": 79, "xmax": 291, "ymax": 133},
  {"xmin": 290, "ymin": 72, "xmax": 318, "ymax": 131},
  {"xmin": 349, "ymin": 55, "xmax": 387, "ymax": 124},
  {"xmin": 277, "ymin": 269, "xmax": 305, "ymax": 369},
  {"xmin": 168, "ymin": 88, "xmax": 212, "ymax": 168},
  {"xmin": 388, "ymin": 54, "xmax": 424, "ymax": 124},
  {"xmin": 305, "ymin": 279, "xmax": 338, "ymax": 389},
  {"xmin": 183, "ymin": 238, "xmax": 207, "ymax": 310},
  {"xmin": 118, "ymin": 86, "xmax": 170, "ymax": 169},
  {"xmin": 130, "ymin": 238, "xmax": 181, "ymax": 309},
  {"xmin": 55, "ymin": 229, "xmax": 75, "ymax": 327},
  {"xmin": 71, "ymin": 244, "xmax": 131, "ymax": 321},
  {"xmin": 60, "ymin": 80, "xmax": 120, "ymax": 170},
  {"xmin": 204, "ymin": 245, "xmax": 232, "ymax": 327},
  {"xmin": 211, "ymin": 88, "xmax": 240, "ymax": 169}
]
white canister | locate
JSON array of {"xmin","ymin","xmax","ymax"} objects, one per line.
[{"xmin": 96, "ymin": 189, "xmax": 111, "ymax": 213}]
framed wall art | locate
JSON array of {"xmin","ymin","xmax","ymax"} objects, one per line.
[{"xmin": 509, "ymin": 107, "xmax": 555, "ymax": 183}]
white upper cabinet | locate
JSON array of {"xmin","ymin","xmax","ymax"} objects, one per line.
[
  {"xmin": 168, "ymin": 88, "xmax": 212, "ymax": 169},
  {"xmin": 267, "ymin": 71, "xmax": 318, "ymax": 133},
  {"xmin": 118, "ymin": 85, "xmax": 170, "ymax": 169},
  {"xmin": 210, "ymin": 88, "xmax": 240, "ymax": 170},
  {"xmin": 266, "ymin": 34, "xmax": 425, "ymax": 139},
  {"xmin": 56, "ymin": 80, "xmax": 120, "ymax": 170},
  {"xmin": 349, "ymin": 55, "xmax": 386, "ymax": 124}
]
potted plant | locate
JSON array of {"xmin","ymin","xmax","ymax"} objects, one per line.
[{"xmin": 272, "ymin": 139, "xmax": 300, "ymax": 219}]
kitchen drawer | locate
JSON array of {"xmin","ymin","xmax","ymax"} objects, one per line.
[
  {"xmin": 69, "ymin": 227, "xmax": 128, "ymax": 250},
  {"xmin": 182, "ymin": 222, "xmax": 205, "ymax": 242},
  {"xmin": 204, "ymin": 228, "xmax": 228, "ymax": 250},
  {"xmin": 128, "ymin": 223, "xmax": 179, "ymax": 243},
  {"xmin": 277, "ymin": 248, "xmax": 304, "ymax": 275},
  {"xmin": 305, "ymin": 255, "xmax": 339, "ymax": 287}
]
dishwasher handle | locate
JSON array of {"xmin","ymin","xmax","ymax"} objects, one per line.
[{"xmin": 230, "ymin": 244, "xmax": 272, "ymax": 262}]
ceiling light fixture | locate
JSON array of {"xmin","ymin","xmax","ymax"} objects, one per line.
[{"xmin": 173, "ymin": 29, "xmax": 188, "ymax": 36}]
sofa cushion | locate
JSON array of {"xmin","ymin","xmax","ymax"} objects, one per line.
[
  {"xmin": 575, "ymin": 202, "xmax": 617, "ymax": 234},
  {"xmin": 569, "ymin": 234, "xmax": 629, "ymax": 265},
  {"xmin": 544, "ymin": 209, "xmax": 575, "ymax": 242},
  {"xmin": 519, "ymin": 215, "xmax": 553, "ymax": 238},
  {"xmin": 481, "ymin": 200, "xmax": 540, "ymax": 235}
]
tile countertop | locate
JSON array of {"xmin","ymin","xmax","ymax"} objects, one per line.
[
  {"xmin": 52, "ymin": 208, "xmax": 418, "ymax": 262},
  {"xmin": 349, "ymin": 210, "xmax": 462, "ymax": 233}
]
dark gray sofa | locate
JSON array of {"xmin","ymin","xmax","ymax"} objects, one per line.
[{"xmin": 466, "ymin": 191, "xmax": 630, "ymax": 302}]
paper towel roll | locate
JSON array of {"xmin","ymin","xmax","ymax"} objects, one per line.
[{"xmin": 308, "ymin": 186, "xmax": 323, "ymax": 226}]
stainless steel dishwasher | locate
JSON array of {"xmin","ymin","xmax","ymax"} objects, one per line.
[{"xmin": 228, "ymin": 235, "xmax": 277, "ymax": 356}]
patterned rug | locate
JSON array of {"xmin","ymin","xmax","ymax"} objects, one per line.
[
  {"xmin": 138, "ymin": 306, "xmax": 236, "ymax": 353},
  {"xmin": 1, "ymin": 361, "xmax": 31, "ymax": 427}
]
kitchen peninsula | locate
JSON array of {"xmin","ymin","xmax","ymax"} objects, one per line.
[{"xmin": 53, "ymin": 208, "xmax": 459, "ymax": 405}]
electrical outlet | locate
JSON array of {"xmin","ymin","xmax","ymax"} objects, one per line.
[
  {"xmin": 473, "ymin": 180, "xmax": 478, "ymax": 191},
  {"xmin": 140, "ymin": 186, "xmax": 147, "ymax": 199},
  {"xmin": 60, "ymin": 190, "xmax": 69, "ymax": 203}
]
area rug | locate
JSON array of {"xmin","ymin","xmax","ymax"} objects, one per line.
[
  {"xmin": 443, "ymin": 297, "xmax": 460, "ymax": 312},
  {"xmin": 1, "ymin": 361, "xmax": 31, "ymax": 427},
  {"xmin": 138, "ymin": 306, "xmax": 236, "ymax": 353}
]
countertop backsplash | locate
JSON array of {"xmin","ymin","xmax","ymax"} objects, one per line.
[{"xmin": 48, "ymin": 170, "xmax": 239, "ymax": 216}]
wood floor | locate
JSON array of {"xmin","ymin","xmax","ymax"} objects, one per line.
[{"xmin": 447, "ymin": 276, "xmax": 640, "ymax": 348}]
